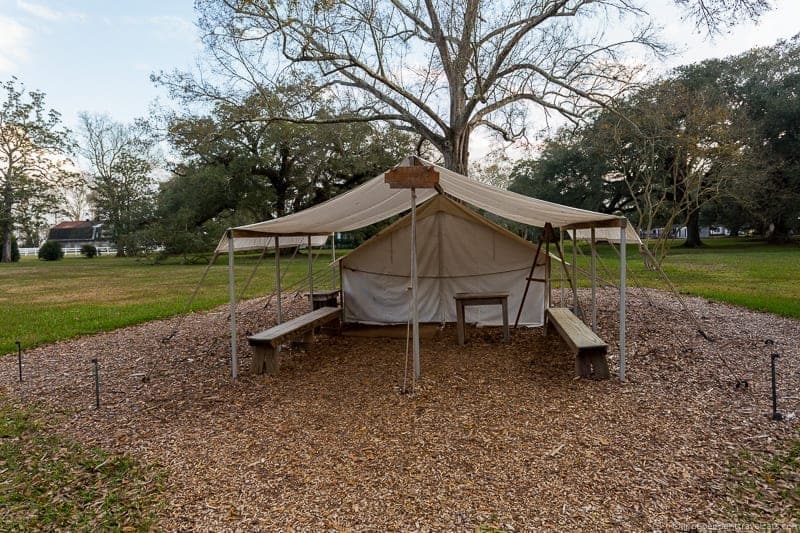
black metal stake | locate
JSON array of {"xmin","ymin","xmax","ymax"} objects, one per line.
[
  {"xmin": 16, "ymin": 340, "xmax": 22, "ymax": 382},
  {"xmin": 771, "ymin": 352, "xmax": 783, "ymax": 421},
  {"xmin": 92, "ymin": 358, "xmax": 100, "ymax": 409}
]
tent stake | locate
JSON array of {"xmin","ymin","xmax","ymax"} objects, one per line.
[
  {"xmin": 227, "ymin": 229, "xmax": 238, "ymax": 380},
  {"xmin": 16, "ymin": 340, "xmax": 22, "ymax": 382},
  {"xmin": 619, "ymin": 222, "xmax": 627, "ymax": 382},
  {"xmin": 411, "ymin": 188, "xmax": 420, "ymax": 380}
]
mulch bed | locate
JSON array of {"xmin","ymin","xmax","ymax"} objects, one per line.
[{"xmin": 1, "ymin": 288, "xmax": 797, "ymax": 530}]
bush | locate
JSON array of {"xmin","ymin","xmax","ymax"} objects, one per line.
[
  {"xmin": 38, "ymin": 240, "xmax": 64, "ymax": 261},
  {"xmin": 1, "ymin": 237, "xmax": 20, "ymax": 262},
  {"xmin": 80, "ymin": 244, "xmax": 98, "ymax": 258}
]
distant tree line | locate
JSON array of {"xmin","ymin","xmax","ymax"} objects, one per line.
[
  {"xmin": 0, "ymin": 12, "xmax": 796, "ymax": 263},
  {"xmin": 508, "ymin": 36, "xmax": 800, "ymax": 256}
]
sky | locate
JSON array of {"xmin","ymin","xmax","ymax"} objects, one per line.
[{"xmin": 1, "ymin": 0, "xmax": 799, "ymax": 137}]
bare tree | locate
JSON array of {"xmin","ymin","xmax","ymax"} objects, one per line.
[
  {"xmin": 61, "ymin": 174, "xmax": 91, "ymax": 221},
  {"xmin": 79, "ymin": 113, "xmax": 158, "ymax": 255},
  {"xmin": 161, "ymin": 0, "xmax": 769, "ymax": 174}
]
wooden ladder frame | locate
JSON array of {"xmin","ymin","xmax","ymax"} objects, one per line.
[{"xmin": 514, "ymin": 222, "xmax": 582, "ymax": 328}]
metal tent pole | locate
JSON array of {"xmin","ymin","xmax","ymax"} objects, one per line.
[
  {"xmin": 227, "ymin": 229, "xmax": 238, "ymax": 380},
  {"xmin": 275, "ymin": 236, "xmax": 282, "ymax": 324},
  {"xmin": 591, "ymin": 227, "xmax": 597, "ymax": 333},
  {"xmin": 331, "ymin": 232, "xmax": 337, "ymax": 289},
  {"xmin": 307, "ymin": 235, "xmax": 314, "ymax": 312},
  {"xmin": 619, "ymin": 222, "xmax": 627, "ymax": 382},
  {"xmin": 411, "ymin": 188, "xmax": 420, "ymax": 379},
  {"xmin": 559, "ymin": 228, "xmax": 565, "ymax": 307},
  {"xmin": 571, "ymin": 229, "xmax": 578, "ymax": 314}
]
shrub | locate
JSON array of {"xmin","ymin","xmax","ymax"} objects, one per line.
[
  {"xmin": 80, "ymin": 244, "xmax": 98, "ymax": 258},
  {"xmin": 38, "ymin": 240, "xmax": 64, "ymax": 261}
]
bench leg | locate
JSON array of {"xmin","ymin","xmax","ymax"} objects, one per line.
[
  {"xmin": 575, "ymin": 349, "xmax": 610, "ymax": 380},
  {"xmin": 252, "ymin": 345, "xmax": 281, "ymax": 375},
  {"xmin": 300, "ymin": 331, "xmax": 313, "ymax": 353}
]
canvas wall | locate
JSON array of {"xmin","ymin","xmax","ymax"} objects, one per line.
[{"xmin": 341, "ymin": 197, "xmax": 547, "ymax": 326}]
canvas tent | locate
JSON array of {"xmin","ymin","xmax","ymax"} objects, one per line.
[
  {"xmin": 223, "ymin": 155, "xmax": 639, "ymax": 381},
  {"xmin": 341, "ymin": 194, "xmax": 547, "ymax": 327}
]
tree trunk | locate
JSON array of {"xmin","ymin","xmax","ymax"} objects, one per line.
[
  {"xmin": 1, "ymin": 185, "xmax": 12, "ymax": 263},
  {"xmin": 1, "ymin": 227, "xmax": 11, "ymax": 263},
  {"xmin": 443, "ymin": 129, "xmax": 470, "ymax": 176},
  {"xmin": 683, "ymin": 208, "xmax": 703, "ymax": 248},
  {"xmin": 766, "ymin": 218, "xmax": 791, "ymax": 244}
]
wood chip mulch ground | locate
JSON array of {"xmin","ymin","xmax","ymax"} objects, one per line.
[{"xmin": 1, "ymin": 288, "xmax": 798, "ymax": 531}]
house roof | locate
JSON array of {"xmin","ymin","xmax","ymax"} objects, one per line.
[
  {"xmin": 48, "ymin": 220, "xmax": 97, "ymax": 242},
  {"xmin": 52, "ymin": 221, "xmax": 93, "ymax": 230}
]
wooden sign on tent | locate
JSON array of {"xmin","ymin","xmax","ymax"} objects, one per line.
[{"xmin": 384, "ymin": 166, "xmax": 439, "ymax": 189}]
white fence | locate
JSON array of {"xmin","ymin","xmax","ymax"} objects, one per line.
[{"xmin": 19, "ymin": 246, "xmax": 117, "ymax": 256}]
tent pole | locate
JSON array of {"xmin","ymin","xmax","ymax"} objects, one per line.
[
  {"xmin": 559, "ymin": 229, "xmax": 565, "ymax": 307},
  {"xmin": 591, "ymin": 227, "xmax": 597, "ymax": 333},
  {"xmin": 227, "ymin": 229, "xmax": 238, "ymax": 380},
  {"xmin": 275, "ymin": 236, "xmax": 282, "ymax": 324},
  {"xmin": 545, "ymin": 240, "xmax": 551, "ymax": 310},
  {"xmin": 307, "ymin": 235, "xmax": 314, "ymax": 312},
  {"xmin": 411, "ymin": 188, "xmax": 420, "ymax": 380},
  {"xmin": 331, "ymin": 232, "xmax": 337, "ymax": 290},
  {"xmin": 619, "ymin": 222, "xmax": 627, "ymax": 382},
  {"xmin": 571, "ymin": 229, "xmax": 578, "ymax": 315}
]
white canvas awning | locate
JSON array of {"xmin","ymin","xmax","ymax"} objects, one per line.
[
  {"xmin": 231, "ymin": 156, "xmax": 641, "ymax": 243},
  {"xmin": 214, "ymin": 234, "xmax": 329, "ymax": 254}
]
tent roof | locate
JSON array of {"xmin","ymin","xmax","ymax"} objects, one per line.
[
  {"xmin": 343, "ymin": 194, "xmax": 555, "ymax": 267},
  {"xmin": 232, "ymin": 155, "xmax": 640, "ymax": 243},
  {"xmin": 215, "ymin": 234, "xmax": 328, "ymax": 254}
]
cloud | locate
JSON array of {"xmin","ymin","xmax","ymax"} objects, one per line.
[
  {"xmin": 0, "ymin": 15, "xmax": 31, "ymax": 74},
  {"xmin": 16, "ymin": 1, "xmax": 86, "ymax": 23}
]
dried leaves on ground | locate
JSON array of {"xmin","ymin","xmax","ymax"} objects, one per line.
[{"xmin": 0, "ymin": 288, "xmax": 798, "ymax": 530}]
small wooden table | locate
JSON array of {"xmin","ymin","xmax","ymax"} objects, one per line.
[
  {"xmin": 308, "ymin": 290, "xmax": 340, "ymax": 310},
  {"xmin": 454, "ymin": 292, "xmax": 510, "ymax": 346}
]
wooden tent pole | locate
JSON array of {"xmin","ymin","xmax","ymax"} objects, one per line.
[
  {"xmin": 227, "ymin": 229, "xmax": 238, "ymax": 380},
  {"xmin": 514, "ymin": 222, "xmax": 555, "ymax": 328},
  {"xmin": 619, "ymin": 222, "xmax": 627, "ymax": 382},
  {"xmin": 275, "ymin": 236, "xmax": 282, "ymax": 324},
  {"xmin": 513, "ymin": 237, "xmax": 544, "ymax": 328},
  {"xmin": 411, "ymin": 188, "xmax": 420, "ymax": 379},
  {"xmin": 591, "ymin": 227, "xmax": 597, "ymax": 333}
]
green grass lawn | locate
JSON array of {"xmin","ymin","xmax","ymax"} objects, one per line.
[
  {"xmin": 0, "ymin": 398, "xmax": 163, "ymax": 530},
  {"xmin": 566, "ymin": 237, "xmax": 800, "ymax": 318},
  {"xmin": 0, "ymin": 251, "xmax": 339, "ymax": 355},
  {"xmin": 2, "ymin": 239, "xmax": 798, "ymax": 356}
]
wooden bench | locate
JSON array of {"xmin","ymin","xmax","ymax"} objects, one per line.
[
  {"xmin": 545, "ymin": 307, "xmax": 610, "ymax": 380},
  {"xmin": 247, "ymin": 307, "xmax": 341, "ymax": 375}
]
